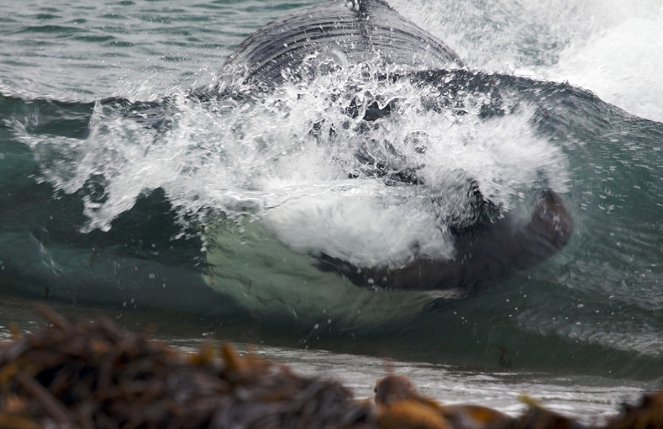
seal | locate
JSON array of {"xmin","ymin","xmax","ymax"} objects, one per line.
[{"xmin": 220, "ymin": 0, "xmax": 574, "ymax": 293}]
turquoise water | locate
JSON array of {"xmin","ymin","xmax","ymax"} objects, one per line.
[{"xmin": 1, "ymin": 0, "xmax": 663, "ymax": 416}]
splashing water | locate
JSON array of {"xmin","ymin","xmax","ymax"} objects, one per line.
[
  {"xmin": 391, "ymin": 0, "xmax": 663, "ymax": 122},
  {"xmin": 13, "ymin": 67, "xmax": 569, "ymax": 273},
  {"xmin": 2, "ymin": 0, "xmax": 663, "ymax": 379}
]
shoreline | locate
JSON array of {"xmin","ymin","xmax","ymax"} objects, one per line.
[{"xmin": 1, "ymin": 307, "xmax": 661, "ymax": 429}]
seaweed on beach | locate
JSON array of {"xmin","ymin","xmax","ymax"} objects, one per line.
[
  {"xmin": 0, "ymin": 307, "xmax": 374, "ymax": 429},
  {"xmin": 1, "ymin": 308, "xmax": 663, "ymax": 429},
  {"xmin": 605, "ymin": 392, "xmax": 663, "ymax": 429}
]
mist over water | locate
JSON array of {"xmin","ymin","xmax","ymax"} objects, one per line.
[
  {"xmin": 1, "ymin": 1, "xmax": 663, "ymax": 412},
  {"xmin": 392, "ymin": 0, "xmax": 663, "ymax": 122}
]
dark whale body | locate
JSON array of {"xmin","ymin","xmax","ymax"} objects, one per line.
[
  {"xmin": 222, "ymin": 0, "xmax": 463, "ymax": 90},
  {"xmin": 221, "ymin": 0, "xmax": 573, "ymax": 294}
]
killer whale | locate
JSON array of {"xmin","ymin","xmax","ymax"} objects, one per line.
[{"xmin": 216, "ymin": 0, "xmax": 574, "ymax": 293}]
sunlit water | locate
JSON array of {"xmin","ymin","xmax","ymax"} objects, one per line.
[{"xmin": 1, "ymin": 0, "xmax": 663, "ymax": 419}]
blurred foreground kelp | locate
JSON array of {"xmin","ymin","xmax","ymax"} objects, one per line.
[
  {"xmin": 0, "ymin": 308, "xmax": 372, "ymax": 429},
  {"xmin": 1, "ymin": 308, "xmax": 663, "ymax": 429}
]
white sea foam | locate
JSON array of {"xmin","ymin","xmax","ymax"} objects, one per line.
[
  {"xmin": 12, "ymin": 0, "xmax": 659, "ymax": 270},
  {"xmin": 543, "ymin": 13, "xmax": 663, "ymax": 122},
  {"xmin": 392, "ymin": 0, "xmax": 663, "ymax": 122},
  {"xmin": 13, "ymin": 67, "xmax": 569, "ymax": 272}
]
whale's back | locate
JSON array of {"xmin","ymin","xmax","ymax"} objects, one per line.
[{"xmin": 222, "ymin": 0, "xmax": 463, "ymax": 89}]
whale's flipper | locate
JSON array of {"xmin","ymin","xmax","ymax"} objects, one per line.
[{"xmin": 223, "ymin": 0, "xmax": 463, "ymax": 89}]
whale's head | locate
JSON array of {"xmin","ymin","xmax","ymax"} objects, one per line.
[{"xmin": 527, "ymin": 189, "xmax": 574, "ymax": 254}]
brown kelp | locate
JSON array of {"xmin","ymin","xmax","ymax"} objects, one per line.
[{"xmin": 1, "ymin": 309, "xmax": 662, "ymax": 429}]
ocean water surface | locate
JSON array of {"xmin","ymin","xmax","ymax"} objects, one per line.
[{"xmin": 1, "ymin": 0, "xmax": 662, "ymax": 420}]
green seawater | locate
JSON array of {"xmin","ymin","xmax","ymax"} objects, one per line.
[{"xmin": 1, "ymin": 0, "xmax": 662, "ymax": 418}]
